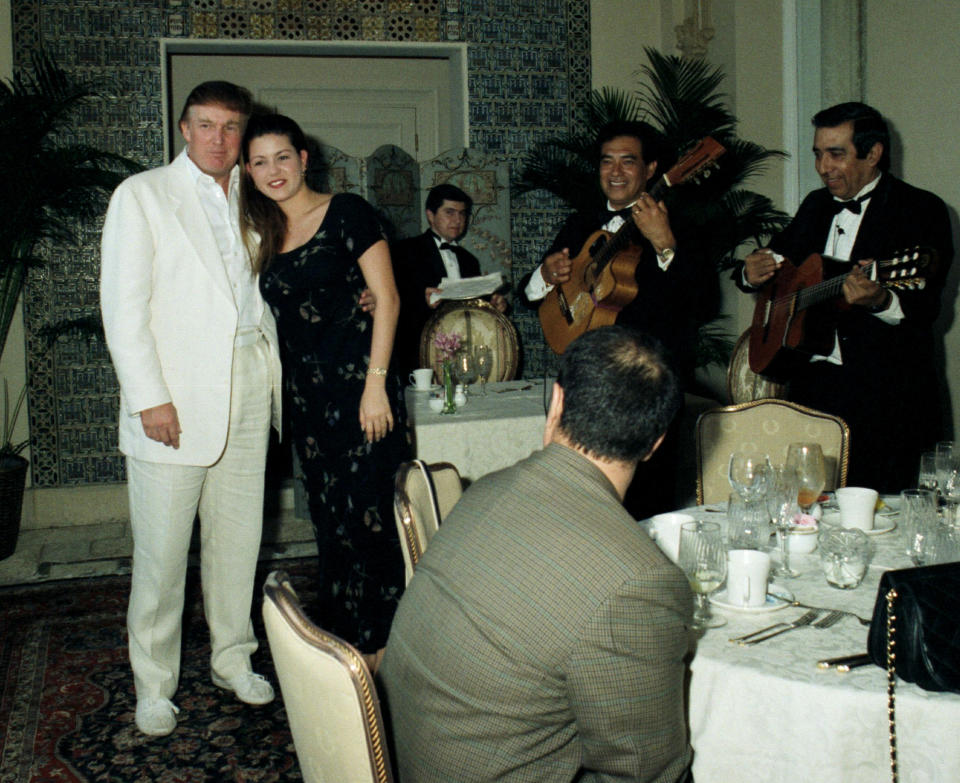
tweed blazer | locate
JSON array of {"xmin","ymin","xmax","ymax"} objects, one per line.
[
  {"xmin": 380, "ymin": 443, "xmax": 694, "ymax": 783},
  {"xmin": 100, "ymin": 153, "xmax": 282, "ymax": 466}
]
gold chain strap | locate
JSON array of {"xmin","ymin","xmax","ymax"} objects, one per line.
[{"xmin": 885, "ymin": 587, "xmax": 899, "ymax": 783}]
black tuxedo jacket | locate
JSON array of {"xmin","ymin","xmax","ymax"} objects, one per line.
[
  {"xmin": 737, "ymin": 173, "xmax": 954, "ymax": 490},
  {"xmin": 392, "ymin": 231, "xmax": 482, "ymax": 376}
]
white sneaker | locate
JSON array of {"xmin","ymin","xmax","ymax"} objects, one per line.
[
  {"xmin": 135, "ymin": 697, "xmax": 179, "ymax": 736},
  {"xmin": 212, "ymin": 671, "xmax": 275, "ymax": 705}
]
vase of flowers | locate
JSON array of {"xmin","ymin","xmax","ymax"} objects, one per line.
[{"xmin": 433, "ymin": 331, "xmax": 463, "ymax": 414}]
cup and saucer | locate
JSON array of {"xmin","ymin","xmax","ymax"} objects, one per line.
[{"xmin": 710, "ymin": 549, "xmax": 795, "ymax": 613}]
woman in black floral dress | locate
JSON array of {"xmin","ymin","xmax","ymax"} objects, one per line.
[{"xmin": 240, "ymin": 114, "xmax": 408, "ymax": 657}]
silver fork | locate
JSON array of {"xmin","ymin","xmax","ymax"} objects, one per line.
[
  {"xmin": 741, "ymin": 610, "xmax": 820, "ymax": 645},
  {"xmin": 812, "ymin": 610, "xmax": 844, "ymax": 629}
]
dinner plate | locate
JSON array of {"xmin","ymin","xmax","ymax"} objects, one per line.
[
  {"xmin": 821, "ymin": 512, "xmax": 897, "ymax": 536},
  {"xmin": 710, "ymin": 583, "xmax": 795, "ymax": 613}
]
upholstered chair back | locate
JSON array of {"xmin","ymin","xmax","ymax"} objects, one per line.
[
  {"xmin": 393, "ymin": 460, "xmax": 463, "ymax": 584},
  {"xmin": 696, "ymin": 399, "xmax": 850, "ymax": 506},
  {"xmin": 262, "ymin": 571, "xmax": 393, "ymax": 783}
]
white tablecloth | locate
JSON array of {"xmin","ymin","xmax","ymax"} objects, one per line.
[
  {"xmin": 404, "ymin": 379, "xmax": 549, "ymax": 482},
  {"xmin": 672, "ymin": 505, "xmax": 960, "ymax": 783}
]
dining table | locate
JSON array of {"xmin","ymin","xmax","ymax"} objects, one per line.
[
  {"xmin": 404, "ymin": 379, "xmax": 550, "ymax": 483},
  {"xmin": 653, "ymin": 500, "xmax": 960, "ymax": 783}
]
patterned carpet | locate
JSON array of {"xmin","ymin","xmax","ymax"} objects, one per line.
[{"xmin": 0, "ymin": 559, "xmax": 317, "ymax": 782}]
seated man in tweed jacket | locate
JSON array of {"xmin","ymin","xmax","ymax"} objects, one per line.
[{"xmin": 380, "ymin": 326, "xmax": 694, "ymax": 783}]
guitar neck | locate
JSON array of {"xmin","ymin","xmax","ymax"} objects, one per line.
[{"xmin": 792, "ymin": 257, "xmax": 904, "ymax": 310}]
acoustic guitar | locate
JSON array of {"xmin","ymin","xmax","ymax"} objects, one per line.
[
  {"xmin": 538, "ymin": 137, "xmax": 725, "ymax": 354},
  {"xmin": 748, "ymin": 246, "xmax": 935, "ymax": 379}
]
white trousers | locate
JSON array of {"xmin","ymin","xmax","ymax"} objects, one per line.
[{"xmin": 126, "ymin": 337, "xmax": 271, "ymax": 701}]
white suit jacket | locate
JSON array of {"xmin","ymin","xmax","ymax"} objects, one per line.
[{"xmin": 100, "ymin": 153, "xmax": 282, "ymax": 466}]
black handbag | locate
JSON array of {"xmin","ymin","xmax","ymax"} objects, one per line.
[
  {"xmin": 867, "ymin": 562, "xmax": 960, "ymax": 693},
  {"xmin": 867, "ymin": 563, "xmax": 960, "ymax": 782}
]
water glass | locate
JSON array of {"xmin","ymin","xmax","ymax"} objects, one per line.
[
  {"xmin": 819, "ymin": 527, "xmax": 871, "ymax": 589},
  {"xmin": 900, "ymin": 488, "xmax": 939, "ymax": 566},
  {"xmin": 727, "ymin": 493, "xmax": 770, "ymax": 550},
  {"xmin": 935, "ymin": 441, "xmax": 954, "ymax": 495},
  {"xmin": 918, "ymin": 451, "xmax": 938, "ymax": 492}
]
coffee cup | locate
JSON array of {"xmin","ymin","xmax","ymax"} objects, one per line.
[
  {"xmin": 648, "ymin": 512, "xmax": 695, "ymax": 564},
  {"xmin": 409, "ymin": 368, "xmax": 434, "ymax": 391},
  {"xmin": 726, "ymin": 549, "xmax": 771, "ymax": 607},
  {"xmin": 835, "ymin": 487, "xmax": 879, "ymax": 531}
]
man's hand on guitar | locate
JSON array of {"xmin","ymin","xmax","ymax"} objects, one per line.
[
  {"xmin": 744, "ymin": 248, "xmax": 784, "ymax": 287},
  {"xmin": 630, "ymin": 192, "xmax": 676, "ymax": 253},
  {"xmin": 541, "ymin": 249, "xmax": 572, "ymax": 287},
  {"xmin": 843, "ymin": 261, "xmax": 889, "ymax": 309}
]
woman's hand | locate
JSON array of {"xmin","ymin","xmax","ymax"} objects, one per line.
[{"xmin": 359, "ymin": 384, "xmax": 394, "ymax": 443}]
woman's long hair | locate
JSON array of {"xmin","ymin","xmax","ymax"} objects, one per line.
[{"xmin": 240, "ymin": 113, "xmax": 309, "ymax": 274}]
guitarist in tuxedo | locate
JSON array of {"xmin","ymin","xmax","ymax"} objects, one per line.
[
  {"xmin": 737, "ymin": 102, "xmax": 953, "ymax": 492},
  {"xmin": 392, "ymin": 183, "xmax": 508, "ymax": 376},
  {"xmin": 521, "ymin": 120, "xmax": 717, "ymax": 519}
]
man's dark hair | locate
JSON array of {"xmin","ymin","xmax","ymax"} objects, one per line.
[
  {"xmin": 812, "ymin": 101, "xmax": 890, "ymax": 172},
  {"xmin": 594, "ymin": 120, "xmax": 668, "ymax": 170},
  {"xmin": 425, "ymin": 183, "xmax": 473, "ymax": 215},
  {"xmin": 556, "ymin": 326, "xmax": 681, "ymax": 463},
  {"xmin": 179, "ymin": 81, "xmax": 253, "ymax": 125}
]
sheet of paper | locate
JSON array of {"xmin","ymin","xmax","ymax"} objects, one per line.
[{"xmin": 428, "ymin": 272, "xmax": 504, "ymax": 305}]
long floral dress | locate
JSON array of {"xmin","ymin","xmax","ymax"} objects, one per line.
[{"xmin": 260, "ymin": 192, "xmax": 409, "ymax": 651}]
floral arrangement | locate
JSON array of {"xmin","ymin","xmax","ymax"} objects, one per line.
[{"xmin": 433, "ymin": 331, "xmax": 463, "ymax": 361}]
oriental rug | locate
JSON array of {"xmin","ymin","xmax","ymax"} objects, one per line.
[{"xmin": 0, "ymin": 559, "xmax": 318, "ymax": 782}]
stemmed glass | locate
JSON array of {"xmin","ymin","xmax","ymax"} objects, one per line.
[
  {"xmin": 474, "ymin": 344, "xmax": 493, "ymax": 395},
  {"xmin": 935, "ymin": 441, "xmax": 954, "ymax": 498},
  {"xmin": 678, "ymin": 520, "xmax": 727, "ymax": 630},
  {"xmin": 728, "ymin": 452, "xmax": 772, "ymax": 502},
  {"xmin": 767, "ymin": 465, "xmax": 801, "ymax": 578},
  {"xmin": 784, "ymin": 443, "xmax": 826, "ymax": 513},
  {"xmin": 452, "ymin": 350, "xmax": 478, "ymax": 395}
]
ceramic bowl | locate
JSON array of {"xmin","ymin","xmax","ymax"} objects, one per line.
[
  {"xmin": 787, "ymin": 524, "xmax": 819, "ymax": 554},
  {"xmin": 427, "ymin": 397, "xmax": 444, "ymax": 413}
]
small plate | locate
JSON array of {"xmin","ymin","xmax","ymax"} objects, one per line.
[
  {"xmin": 821, "ymin": 513, "xmax": 897, "ymax": 536},
  {"xmin": 407, "ymin": 384, "xmax": 441, "ymax": 392},
  {"xmin": 711, "ymin": 583, "xmax": 795, "ymax": 613}
]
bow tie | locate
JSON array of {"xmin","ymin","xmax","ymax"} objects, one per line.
[
  {"xmin": 831, "ymin": 195, "xmax": 869, "ymax": 215},
  {"xmin": 438, "ymin": 242, "xmax": 457, "ymax": 252},
  {"xmin": 603, "ymin": 207, "xmax": 634, "ymax": 222}
]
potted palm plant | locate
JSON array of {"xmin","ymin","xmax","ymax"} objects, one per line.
[
  {"xmin": 0, "ymin": 50, "xmax": 141, "ymax": 558},
  {"xmin": 514, "ymin": 48, "xmax": 791, "ymax": 371}
]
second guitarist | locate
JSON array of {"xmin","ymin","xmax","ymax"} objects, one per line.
[
  {"xmin": 520, "ymin": 120, "xmax": 717, "ymax": 388},
  {"xmin": 736, "ymin": 102, "xmax": 953, "ymax": 493},
  {"xmin": 520, "ymin": 120, "xmax": 719, "ymax": 519}
]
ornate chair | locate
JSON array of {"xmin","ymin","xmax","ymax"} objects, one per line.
[
  {"xmin": 393, "ymin": 459, "xmax": 462, "ymax": 585},
  {"xmin": 695, "ymin": 399, "xmax": 850, "ymax": 506},
  {"xmin": 262, "ymin": 571, "xmax": 393, "ymax": 783},
  {"xmin": 419, "ymin": 299, "xmax": 519, "ymax": 382},
  {"xmin": 726, "ymin": 328, "xmax": 787, "ymax": 403}
]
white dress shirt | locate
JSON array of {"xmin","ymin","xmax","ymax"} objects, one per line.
[{"xmin": 182, "ymin": 151, "xmax": 262, "ymax": 334}]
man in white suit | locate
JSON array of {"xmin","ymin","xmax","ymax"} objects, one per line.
[{"xmin": 100, "ymin": 82, "xmax": 283, "ymax": 736}]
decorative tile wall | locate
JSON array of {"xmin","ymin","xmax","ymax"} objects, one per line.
[{"xmin": 11, "ymin": 0, "xmax": 589, "ymax": 486}]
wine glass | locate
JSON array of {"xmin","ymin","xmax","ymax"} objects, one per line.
[
  {"xmin": 784, "ymin": 443, "xmax": 826, "ymax": 512},
  {"xmin": 678, "ymin": 520, "xmax": 727, "ymax": 630},
  {"xmin": 474, "ymin": 344, "xmax": 493, "ymax": 395},
  {"xmin": 767, "ymin": 465, "xmax": 801, "ymax": 578},
  {"xmin": 901, "ymin": 489, "xmax": 939, "ymax": 565},
  {"xmin": 728, "ymin": 452, "xmax": 772, "ymax": 502},
  {"xmin": 452, "ymin": 350, "xmax": 478, "ymax": 394}
]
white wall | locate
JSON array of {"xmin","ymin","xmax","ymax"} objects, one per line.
[{"xmin": 865, "ymin": 0, "xmax": 960, "ymax": 437}]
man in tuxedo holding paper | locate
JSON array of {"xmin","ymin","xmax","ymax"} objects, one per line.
[
  {"xmin": 392, "ymin": 183, "xmax": 507, "ymax": 376},
  {"xmin": 737, "ymin": 102, "xmax": 953, "ymax": 492}
]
